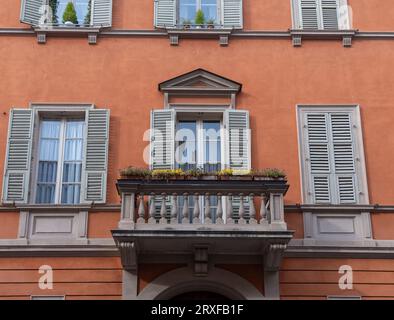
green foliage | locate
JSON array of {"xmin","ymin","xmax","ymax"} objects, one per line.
[
  {"xmin": 62, "ymin": 1, "xmax": 78, "ymax": 25},
  {"xmin": 206, "ymin": 19, "xmax": 215, "ymax": 26},
  {"xmin": 252, "ymin": 168, "xmax": 286, "ymax": 179},
  {"xmin": 195, "ymin": 10, "xmax": 205, "ymax": 25},
  {"xmin": 84, "ymin": 0, "xmax": 92, "ymax": 25},
  {"xmin": 120, "ymin": 167, "xmax": 151, "ymax": 178}
]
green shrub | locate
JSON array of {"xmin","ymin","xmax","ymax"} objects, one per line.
[
  {"xmin": 195, "ymin": 10, "xmax": 205, "ymax": 25},
  {"xmin": 120, "ymin": 167, "xmax": 151, "ymax": 177},
  {"xmin": 252, "ymin": 168, "xmax": 286, "ymax": 179},
  {"xmin": 62, "ymin": 1, "xmax": 78, "ymax": 24}
]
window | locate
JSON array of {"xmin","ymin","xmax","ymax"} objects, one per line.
[
  {"xmin": 55, "ymin": 0, "xmax": 91, "ymax": 25},
  {"xmin": 297, "ymin": 106, "xmax": 369, "ymax": 205},
  {"xmin": 179, "ymin": 0, "xmax": 218, "ymax": 24},
  {"xmin": 2, "ymin": 106, "xmax": 110, "ymax": 205},
  {"xmin": 20, "ymin": 0, "xmax": 113, "ymax": 28},
  {"xmin": 154, "ymin": 0, "xmax": 243, "ymax": 29},
  {"xmin": 292, "ymin": 0, "xmax": 350, "ymax": 30},
  {"xmin": 35, "ymin": 119, "xmax": 84, "ymax": 204}
]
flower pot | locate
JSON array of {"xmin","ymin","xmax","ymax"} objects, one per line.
[{"xmin": 64, "ymin": 21, "xmax": 74, "ymax": 26}]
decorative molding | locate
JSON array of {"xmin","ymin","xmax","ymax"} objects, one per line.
[
  {"xmin": 194, "ymin": 245, "xmax": 209, "ymax": 277},
  {"xmin": 116, "ymin": 240, "xmax": 137, "ymax": 271},
  {"xmin": 32, "ymin": 26, "xmax": 101, "ymax": 44},
  {"xmin": 264, "ymin": 243, "xmax": 287, "ymax": 271},
  {"xmin": 166, "ymin": 28, "xmax": 233, "ymax": 46}
]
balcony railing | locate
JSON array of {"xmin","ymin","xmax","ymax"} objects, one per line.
[{"xmin": 116, "ymin": 178, "xmax": 289, "ymax": 231}]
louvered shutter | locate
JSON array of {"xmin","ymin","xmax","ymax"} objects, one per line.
[
  {"xmin": 2, "ymin": 109, "xmax": 34, "ymax": 204},
  {"xmin": 150, "ymin": 110, "xmax": 175, "ymax": 170},
  {"xmin": 225, "ymin": 110, "xmax": 250, "ymax": 170},
  {"xmin": 299, "ymin": 0, "xmax": 319, "ymax": 29},
  {"xmin": 338, "ymin": 0, "xmax": 350, "ymax": 29},
  {"xmin": 330, "ymin": 113, "xmax": 356, "ymax": 203},
  {"xmin": 304, "ymin": 111, "xmax": 358, "ymax": 204},
  {"xmin": 154, "ymin": 0, "xmax": 176, "ymax": 28},
  {"xmin": 91, "ymin": 0, "xmax": 113, "ymax": 27},
  {"xmin": 321, "ymin": 0, "xmax": 339, "ymax": 29},
  {"xmin": 20, "ymin": 0, "xmax": 44, "ymax": 26},
  {"xmin": 306, "ymin": 113, "xmax": 331, "ymax": 203},
  {"xmin": 82, "ymin": 109, "xmax": 110, "ymax": 204},
  {"xmin": 222, "ymin": 0, "xmax": 243, "ymax": 29}
]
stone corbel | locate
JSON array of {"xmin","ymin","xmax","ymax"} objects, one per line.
[
  {"xmin": 264, "ymin": 243, "xmax": 287, "ymax": 271},
  {"xmin": 116, "ymin": 240, "xmax": 138, "ymax": 272}
]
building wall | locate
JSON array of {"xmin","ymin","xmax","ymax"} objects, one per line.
[{"xmin": 0, "ymin": 0, "xmax": 393, "ymax": 299}]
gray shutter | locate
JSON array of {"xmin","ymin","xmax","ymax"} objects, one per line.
[
  {"xmin": 222, "ymin": 0, "xmax": 243, "ymax": 29},
  {"xmin": 330, "ymin": 113, "xmax": 356, "ymax": 203},
  {"xmin": 154, "ymin": 0, "xmax": 176, "ymax": 28},
  {"xmin": 299, "ymin": 0, "xmax": 319, "ymax": 29},
  {"xmin": 2, "ymin": 109, "xmax": 34, "ymax": 204},
  {"xmin": 82, "ymin": 109, "xmax": 110, "ymax": 204},
  {"xmin": 150, "ymin": 110, "xmax": 175, "ymax": 170},
  {"xmin": 225, "ymin": 110, "xmax": 250, "ymax": 170},
  {"xmin": 91, "ymin": 0, "xmax": 113, "ymax": 27},
  {"xmin": 20, "ymin": 0, "xmax": 44, "ymax": 26},
  {"xmin": 321, "ymin": 0, "xmax": 339, "ymax": 29},
  {"xmin": 306, "ymin": 113, "xmax": 331, "ymax": 203}
]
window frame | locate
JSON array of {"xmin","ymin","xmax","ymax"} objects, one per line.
[
  {"xmin": 29, "ymin": 104, "xmax": 94, "ymax": 205},
  {"xmin": 177, "ymin": 0, "xmax": 221, "ymax": 25},
  {"xmin": 296, "ymin": 105, "xmax": 369, "ymax": 205}
]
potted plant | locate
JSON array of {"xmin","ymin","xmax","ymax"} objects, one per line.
[
  {"xmin": 231, "ymin": 169, "xmax": 253, "ymax": 180},
  {"xmin": 119, "ymin": 166, "xmax": 151, "ymax": 179},
  {"xmin": 217, "ymin": 168, "xmax": 233, "ymax": 180},
  {"xmin": 182, "ymin": 19, "xmax": 192, "ymax": 29},
  {"xmin": 206, "ymin": 19, "xmax": 215, "ymax": 29},
  {"xmin": 62, "ymin": 1, "xmax": 79, "ymax": 26},
  {"xmin": 184, "ymin": 168, "xmax": 203, "ymax": 180},
  {"xmin": 252, "ymin": 168, "xmax": 286, "ymax": 181},
  {"xmin": 195, "ymin": 10, "xmax": 205, "ymax": 28},
  {"xmin": 201, "ymin": 170, "xmax": 217, "ymax": 180}
]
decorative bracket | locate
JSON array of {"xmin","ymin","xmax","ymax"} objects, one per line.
[
  {"xmin": 264, "ymin": 243, "xmax": 287, "ymax": 271},
  {"xmin": 116, "ymin": 241, "xmax": 138, "ymax": 272},
  {"xmin": 194, "ymin": 245, "xmax": 209, "ymax": 277}
]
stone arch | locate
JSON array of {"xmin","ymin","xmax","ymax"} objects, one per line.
[{"xmin": 137, "ymin": 267, "xmax": 264, "ymax": 300}]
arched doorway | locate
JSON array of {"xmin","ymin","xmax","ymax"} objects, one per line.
[{"xmin": 171, "ymin": 291, "xmax": 231, "ymax": 301}]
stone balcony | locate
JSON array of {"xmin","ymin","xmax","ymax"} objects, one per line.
[{"xmin": 112, "ymin": 178, "xmax": 294, "ymax": 274}]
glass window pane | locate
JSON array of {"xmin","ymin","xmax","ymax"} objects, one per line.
[
  {"xmin": 62, "ymin": 163, "xmax": 82, "ymax": 183},
  {"xmin": 57, "ymin": 0, "xmax": 90, "ymax": 25},
  {"xmin": 179, "ymin": 0, "xmax": 197, "ymax": 23},
  {"xmin": 201, "ymin": 0, "xmax": 217, "ymax": 22},
  {"xmin": 36, "ymin": 185, "xmax": 56, "ymax": 204},
  {"xmin": 176, "ymin": 121, "xmax": 197, "ymax": 167},
  {"xmin": 40, "ymin": 121, "xmax": 61, "ymax": 138},
  {"xmin": 61, "ymin": 185, "xmax": 81, "ymax": 204},
  {"xmin": 37, "ymin": 162, "xmax": 58, "ymax": 183},
  {"xmin": 203, "ymin": 121, "xmax": 221, "ymax": 167}
]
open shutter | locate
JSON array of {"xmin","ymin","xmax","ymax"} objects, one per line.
[
  {"xmin": 225, "ymin": 110, "xmax": 250, "ymax": 170},
  {"xmin": 299, "ymin": 0, "xmax": 319, "ymax": 29},
  {"xmin": 82, "ymin": 109, "xmax": 110, "ymax": 204},
  {"xmin": 20, "ymin": 0, "xmax": 44, "ymax": 26},
  {"xmin": 330, "ymin": 113, "xmax": 356, "ymax": 203},
  {"xmin": 2, "ymin": 109, "xmax": 34, "ymax": 204},
  {"xmin": 306, "ymin": 113, "xmax": 331, "ymax": 203},
  {"xmin": 154, "ymin": 0, "xmax": 176, "ymax": 28},
  {"xmin": 150, "ymin": 110, "xmax": 175, "ymax": 170},
  {"xmin": 338, "ymin": 0, "xmax": 350, "ymax": 29},
  {"xmin": 91, "ymin": 0, "xmax": 113, "ymax": 27},
  {"xmin": 321, "ymin": 0, "xmax": 339, "ymax": 29},
  {"xmin": 222, "ymin": 0, "xmax": 243, "ymax": 29}
]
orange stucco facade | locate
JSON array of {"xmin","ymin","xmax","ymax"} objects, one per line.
[{"xmin": 0, "ymin": 0, "xmax": 394, "ymax": 300}]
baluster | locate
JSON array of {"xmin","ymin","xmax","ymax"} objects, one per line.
[
  {"xmin": 238, "ymin": 194, "xmax": 246, "ymax": 224},
  {"xmin": 226, "ymin": 194, "xmax": 234, "ymax": 224},
  {"xmin": 193, "ymin": 194, "xmax": 200, "ymax": 224},
  {"xmin": 260, "ymin": 193, "xmax": 269, "ymax": 225},
  {"xmin": 159, "ymin": 193, "xmax": 167, "ymax": 224},
  {"xmin": 216, "ymin": 194, "xmax": 223, "ymax": 224},
  {"xmin": 204, "ymin": 193, "xmax": 212, "ymax": 224},
  {"xmin": 148, "ymin": 194, "xmax": 156, "ymax": 224},
  {"xmin": 171, "ymin": 194, "xmax": 178, "ymax": 224},
  {"xmin": 249, "ymin": 194, "xmax": 257, "ymax": 224},
  {"xmin": 137, "ymin": 193, "xmax": 145, "ymax": 223},
  {"xmin": 182, "ymin": 193, "xmax": 189, "ymax": 224}
]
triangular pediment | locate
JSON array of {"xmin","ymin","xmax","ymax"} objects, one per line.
[{"xmin": 159, "ymin": 69, "xmax": 242, "ymax": 95}]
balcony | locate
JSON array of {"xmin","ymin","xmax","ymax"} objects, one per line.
[{"xmin": 112, "ymin": 177, "xmax": 294, "ymax": 273}]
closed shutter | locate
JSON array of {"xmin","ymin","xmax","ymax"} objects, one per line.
[
  {"xmin": 82, "ymin": 109, "xmax": 110, "ymax": 203},
  {"xmin": 222, "ymin": 0, "xmax": 243, "ymax": 29},
  {"xmin": 304, "ymin": 111, "xmax": 357, "ymax": 204},
  {"xmin": 20, "ymin": 0, "xmax": 44, "ymax": 26},
  {"xmin": 299, "ymin": 0, "xmax": 319, "ymax": 29},
  {"xmin": 91, "ymin": 0, "xmax": 113, "ymax": 27},
  {"xmin": 150, "ymin": 110, "xmax": 175, "ymax": 170},
  {"xmin": 154, "ymin": 0, "xmax": 176, "ymax": 28},
  {"xmin": 2, "ymin": 109, "xmax": 34, "ymax": 204},
  {"xmin": 321, "ymin": 0, "xmax": 339, "ymax": 29}
]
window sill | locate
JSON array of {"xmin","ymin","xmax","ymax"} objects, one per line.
[
  {"xmin": 165, "ymin": 27, "xmax": 234, "ymax": 46},
  {"xmin": 290, "ymin": 29, "xmax": 357, "ymax": 47},
  {"xmin": 33, "ymin": 26, "xmax": 102, "ymax": 44}
]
